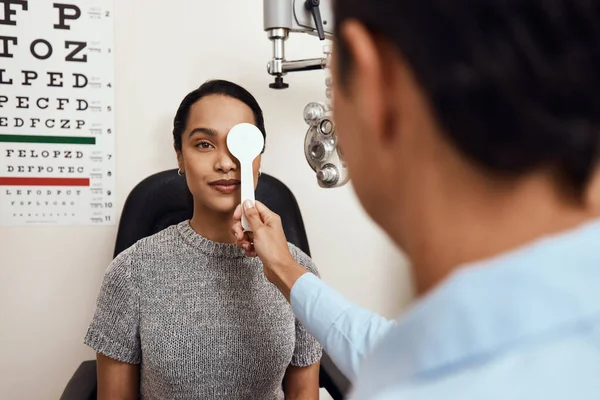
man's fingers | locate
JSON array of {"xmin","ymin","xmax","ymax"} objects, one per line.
[
  {"xmin": 231, "ymin": 220, "xmax": 245, "ymax": 241},
  {"xmin": 241, "ymin": 242, "xmax": 256, "ymax": 257},
  {"xmin": 233, "ymin": 204, "xmax": 243, "ymax": 220},
  {"xmin": 238, "ymin": 239, "xmax": 252, "ymax": 249},
  {"xmin": 238, "ymin": 229, "xmax": 255, "ymax": 245},
  {"xmin": 238, "ymin": 231, "xmax": 253, "ymax": 246},
  {"xmin": 243, "ymin": 200, "xmax": 265, "ymax": 230}
]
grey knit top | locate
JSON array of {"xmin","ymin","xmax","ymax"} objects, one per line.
[{"xmin": 84, "ymin": 221, "xmax": 322, "ymax": 399}]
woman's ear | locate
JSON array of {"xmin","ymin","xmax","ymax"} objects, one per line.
[
  {"xmin": 253, "ymin": 155, "xmax": 262, "ymax": 177},
  {"xmin": 175, "ymin": 148, "xmax": 184, "ymax": 173}
]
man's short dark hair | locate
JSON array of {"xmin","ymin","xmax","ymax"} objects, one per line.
[
  {"xmin": 173, "ymin": 80, "xmax": 266, "ymax": 152},
  {"xmin": 334, "ymin": 0, "xmax": 600, "ymax": 197}
]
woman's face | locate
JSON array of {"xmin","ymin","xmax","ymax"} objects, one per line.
[{"xmin": 177, "ymin": 94, "xmax": 262, "ymax": 214}]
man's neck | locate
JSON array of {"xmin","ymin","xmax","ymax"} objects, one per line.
[
  {"xmin": 398, "ymin": 171, "xmax": 598, "ymax": 296},
  {"xmin": 189, "ymin": 204, "xmax": 236, "ymax": 244}
]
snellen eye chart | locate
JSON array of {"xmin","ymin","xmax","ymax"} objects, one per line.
[{"xmin": 0, "ymin": 0, "xmax": 116, "ymax": 226}]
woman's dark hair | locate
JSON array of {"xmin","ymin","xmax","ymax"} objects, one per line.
[
  {"xmin": 334, "ymin": 0, "xmax": 600, "ymax": 198},
  {"xmin": 173, "ymin": 79, "xmax": 266, "ymax": 152}
]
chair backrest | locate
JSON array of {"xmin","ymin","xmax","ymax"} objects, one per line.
[{"xmin": 114, "ymin": 169, "xmax": 311, "ymax": 257}]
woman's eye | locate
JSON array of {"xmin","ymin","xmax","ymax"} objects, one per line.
[{"xmin": 196, "ymin": 141, "xmax": 214, "ymax": 149}]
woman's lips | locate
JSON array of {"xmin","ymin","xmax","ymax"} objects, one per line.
[{"xmin": 209, "ymin": 179, "xmax": 240, "ymax": 194}]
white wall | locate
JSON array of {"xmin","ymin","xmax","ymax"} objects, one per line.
[{"xmin": 0, "ymin": 1, "xmax": 413, "ymax": 398}]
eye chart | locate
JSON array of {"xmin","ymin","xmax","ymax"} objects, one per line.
[{"xmin": 0, "ymin": 0, "xmax": 115, "ymax": 226}]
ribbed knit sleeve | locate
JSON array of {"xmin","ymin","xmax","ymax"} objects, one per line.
[
  {"xmin": 288, "ymin": 244, "xmax": 323, "ymax": 367},
  {"xmin": 84, "ymin": 247, "xmax": 141, "ymax": 364}
]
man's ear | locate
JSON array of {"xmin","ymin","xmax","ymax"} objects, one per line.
[
  {"xmin": 339, "ymin": 20, "xmax": 388, "ymax": 145},
  {"xmin": 584, "ymin": 165, "xmax": 600, "ymax": 209}
]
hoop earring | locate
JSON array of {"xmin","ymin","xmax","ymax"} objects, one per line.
[{"xmin": 177, "ymin": 169, "xmax": 183, "ymax": 177}]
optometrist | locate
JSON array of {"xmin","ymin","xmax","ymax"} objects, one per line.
[{"xmin": 232, "ymin": 1, "xmax": 600, "ymax": 399}]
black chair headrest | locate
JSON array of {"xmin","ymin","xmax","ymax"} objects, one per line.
[{"xmin": 114, "ymin": 169, "xmax": 311, "ymax": 258}]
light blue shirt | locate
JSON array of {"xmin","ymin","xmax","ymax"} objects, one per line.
[{"xmin": 291, "ymin": 220, "xmax": 600, "ymax": 399}]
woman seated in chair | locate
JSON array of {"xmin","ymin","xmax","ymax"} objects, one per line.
[{"xmin": 84, "ymin": 80, "xmax": 322, "ymax": 400}]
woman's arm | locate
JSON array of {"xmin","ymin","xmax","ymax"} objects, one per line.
[
  {"xmin": 284, "ymin": 363, "xmax": 320, "ymax": 400},
  {"xmin": 96, "ymin": 353, "xmax": 139, "ymax": 400},
  {"xmin": 84, "ymin": 249, "xmax": 142, "ymax": 398}
]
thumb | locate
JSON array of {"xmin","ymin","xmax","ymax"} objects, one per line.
[{"xmin": 243, "ymin": 200, "xmax": 264, "ymax": 230}]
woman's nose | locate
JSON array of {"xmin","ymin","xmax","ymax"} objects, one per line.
[{"xmin": 216, "ymin": 149, "xmax": 237, "ymax": 172}]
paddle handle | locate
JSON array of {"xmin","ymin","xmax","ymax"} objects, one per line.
[{"xmin": 241, "ymin": 161, "xmax": 255, "ymax": 231}]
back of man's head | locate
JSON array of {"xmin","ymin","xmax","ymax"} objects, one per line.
[{"xmin": 334, "ymin": 0, "xmax": 600, "ymax": 198}]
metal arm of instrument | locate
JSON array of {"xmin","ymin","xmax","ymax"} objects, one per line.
[
  {"xmin": 263, "ymin": 0, "xmax": 333, "ymax": 87},
  {"xmin": 263, "ymin": 0, "xmax": 349, "ymax": 189}
]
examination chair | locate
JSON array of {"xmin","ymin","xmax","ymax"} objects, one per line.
[{"xmin": 60, "ymin": 169, "xmax": 350, "ymax": 400}]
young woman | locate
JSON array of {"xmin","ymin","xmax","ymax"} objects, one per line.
[{"xmin": 84, "ymin": 80, "xmax": 322, "ymax": 400}]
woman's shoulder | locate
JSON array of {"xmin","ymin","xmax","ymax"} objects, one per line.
[
  {"xmin": 287, "ymin": 242, "xmax": 320, "ymax": 277},
  {"xmin": 109, "ymin": 223, "xmax": 184, "ymax": 268},
  {"xmin": 132, "ymin": 222, "xmax": 182, "ymax": 251}
]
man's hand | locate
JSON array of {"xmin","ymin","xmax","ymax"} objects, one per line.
[{"xmin": 232, "ymin": 200, "xmax": 308, "ymax": 300}]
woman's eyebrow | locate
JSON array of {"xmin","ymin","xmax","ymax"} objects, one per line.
[{"xmin": 188, "ymin": 127, "xmax": 218, "ymax": 138}]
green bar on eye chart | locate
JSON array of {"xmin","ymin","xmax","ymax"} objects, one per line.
[{"xmin": 0, "ymin": 134, "xmax": 96, "ymax": 145}]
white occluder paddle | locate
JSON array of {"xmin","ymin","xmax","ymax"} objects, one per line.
[{"xmin": 227, "ymin": 123, "xmax": 265, "ymax": 231}]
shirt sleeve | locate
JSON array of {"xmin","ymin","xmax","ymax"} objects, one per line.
[
  {"xmin": 83, "ymin": 247, "xmax": 141, "ymax": 364},
  {"xmin": 288, "ymin": 244, "xmax": 323, "ymax": 367},
  {"xmin": 290, "ymin": 267, "xmax": 397, "ymax": 382}
]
